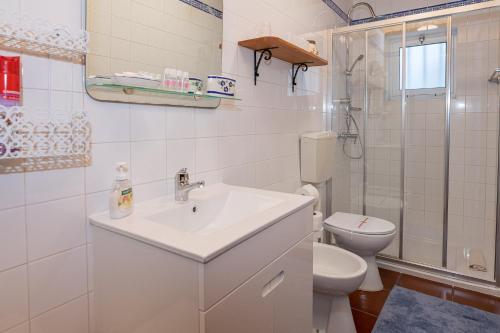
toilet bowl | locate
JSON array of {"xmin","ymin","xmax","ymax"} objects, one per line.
[
  {"xmin": 313, "ymin": 242, "xmax": 367, "ymax": 333},
  {"xmin": 324, "ymin": 212, "xmax": 396, "ymax": 291}
]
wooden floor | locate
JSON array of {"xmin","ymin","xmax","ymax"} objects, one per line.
[{"xmin": 349, "ymin": 268, "xmax": 500, "ymax": 333}]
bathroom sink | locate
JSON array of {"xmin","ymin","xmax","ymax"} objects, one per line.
[
  {"xmin": 146, "ymin": 189, "xmax": 283, "ymax": 235},
  {"xmin": 90, "ymin": 183, "xmax": 313, "ymax": 262}
]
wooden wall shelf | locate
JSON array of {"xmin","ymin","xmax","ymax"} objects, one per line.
[{"xmin": 238, "ymin": 36, "xmax": 328, "ymax": 91}]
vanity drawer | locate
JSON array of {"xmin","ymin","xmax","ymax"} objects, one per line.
[
  {"xmin": 200, "ymin": 236, "xmax": 313, "ymax": 333},
  {"xmin": 199, "ymin": 205, "xmax": 313, "ymax": 310}
]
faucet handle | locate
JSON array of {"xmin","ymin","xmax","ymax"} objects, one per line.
[{"xmin": 176, "ymin": 168, "xmax": 190, "ymax": 185}]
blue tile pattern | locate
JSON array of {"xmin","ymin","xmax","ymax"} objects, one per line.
[
  {"xmin": 322, "ymin": 0, "xmax": 349, "ymax": 22},
  {"xmin": 351, "ymin": 0, "xmax": 493, "ymax": 25},
  {"xmin": 178, "ymin": 0, "xmax": 223, "ymax": 19}
]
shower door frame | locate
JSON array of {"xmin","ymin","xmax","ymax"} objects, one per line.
[{"xmin": 329, "ymin": 0, "xmax": 500, "ymax": 287}]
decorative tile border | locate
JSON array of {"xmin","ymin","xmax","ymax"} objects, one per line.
[
  {"xmin": 179, "ymin": 0, "xmax": 223, "ymax": 19},
  {"xmin": 350, "ymin": 0, "xmax": 493, "ymax": 25},
  {"xmin": 322, "ymin": 0, "xmax": 348, "ymax": 22}
]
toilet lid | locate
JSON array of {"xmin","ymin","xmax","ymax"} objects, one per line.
[{"xmin": 324, "ymin": 212, "xmax": 396, "ymax": 235}]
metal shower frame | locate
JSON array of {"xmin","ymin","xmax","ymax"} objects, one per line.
[{"xmin": 329, "ymin": 0, "xmax": 500, "ymax": 287}]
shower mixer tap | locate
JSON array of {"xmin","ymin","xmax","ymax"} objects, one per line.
[{"xmin": 338, "ymin": 132, "xmax": 359, "ymax": 141}]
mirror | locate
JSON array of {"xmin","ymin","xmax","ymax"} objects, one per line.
[{"xmin": 85, "ymin": 0, "xmax": 223, "ymax": 108}]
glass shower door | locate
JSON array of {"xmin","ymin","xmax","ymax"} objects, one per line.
[
  {"xmin": 446, "ymin": 8, "xmax": 499, "ymax": 282},
  {"xmin": 364, "ymin": 25, "xmax": 404, "ymax": 258},
  {"xmin": 402, "ymin": 18, "xmax": 449, "ymax": 267}
]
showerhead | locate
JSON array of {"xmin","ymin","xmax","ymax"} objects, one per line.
[{"xmin": 346, "ymin": 54, "xmax": 364, "ymax": 74}]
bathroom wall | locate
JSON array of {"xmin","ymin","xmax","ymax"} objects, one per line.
[{"xmin": 0, "ymin": 0, "xmax": 349, "ymax": 332}]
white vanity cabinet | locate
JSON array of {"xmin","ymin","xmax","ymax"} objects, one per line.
[
  {"xmin": 201, "ymin": 237, "xmax": 312, "ymax": 333},
  {"xmin": 90, "ymin": 184, "xmax": 314, "ymax": 333}
]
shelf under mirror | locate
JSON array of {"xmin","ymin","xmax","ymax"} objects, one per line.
[{"xmin": 86, "ymin": 83, "xmax": 241, "ymax": 102}]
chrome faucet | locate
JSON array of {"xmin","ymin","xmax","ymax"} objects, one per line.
[{"xmin": 175, "ymin": 168, "xmax": 205, "ymax": 202}]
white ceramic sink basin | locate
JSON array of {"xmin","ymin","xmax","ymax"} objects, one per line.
[
  {"xmin": 90, "ymin": 183, "xmax": 313, "ymax": 262},
  {"xmin": 146, "ymin": 190, "xmax": 283, "ymax": 235}
]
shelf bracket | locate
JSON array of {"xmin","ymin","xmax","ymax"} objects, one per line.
[
  {"xmin": 292, "ymin": 63, "xmax": 309, "ymax": 92},
  {"xmin": 254, "ymin": 48, "xmax": 277, "ymax": 85}
]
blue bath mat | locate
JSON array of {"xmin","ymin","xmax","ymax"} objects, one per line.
[{"xmin": 373, "ymin": 286, "xmax": 500, "ymax": 333}]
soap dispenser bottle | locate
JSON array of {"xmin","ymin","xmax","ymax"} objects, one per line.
[{"xmin": 109, "ymin": 162, "xmax": 133, "ymax": 219}]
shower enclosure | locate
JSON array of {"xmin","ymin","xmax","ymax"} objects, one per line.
[{"xmin": 330, "ymin": 2, "xmax": 500, "ymax": 285}]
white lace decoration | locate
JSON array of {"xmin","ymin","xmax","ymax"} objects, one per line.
[
  {"xmin": 0, "ymin": 106, "xmax": 91, "ymax": 159},
  {"xmin": 0, "ymin": 10, "xmax": 88, "ymax": 61}
]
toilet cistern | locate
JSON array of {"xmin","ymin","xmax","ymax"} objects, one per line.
[{"xmin": 175, "ymin": 168, "xmax": 205, "ymax": 202}]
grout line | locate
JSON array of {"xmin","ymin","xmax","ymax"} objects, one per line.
[
  {"xmin": 9, "ymin": 193, "xmax": 86, "ymax": 214},
  {"xmin": 83, "ymin": 131, "xmax": 91, "ymax": 332},
  {"xmin": 0, "ymin": 321, "xmax": 29, "ymax": 333},
  {"xmin": 28, "ymin": 293, "xmax": 88, "ymax": 322},
  {"xmin": 26, "ymin": 244, "xmax": 87, "ymax": 268},
  {"xmin": 350, "ymin": 307, "xmax": 378, "ymax": 318},
  {"xmin": 21, "ymin": 162, "xmax": 31, "ymax": 332}
]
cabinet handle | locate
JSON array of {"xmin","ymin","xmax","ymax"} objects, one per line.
[{"xmin": 261, "ymin": 271, "xmax": 285, "ymax": 298}]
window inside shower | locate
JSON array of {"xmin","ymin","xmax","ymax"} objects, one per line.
[
  {"xmin": 387, "ymin": 29, "xmax": 448, "ymax": 98},
  {"xmin": 400, "ymin": 43, "xmax": 447, "ymax": 90}
]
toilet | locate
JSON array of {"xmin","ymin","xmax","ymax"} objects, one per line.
[
  {"xmin": 313, "ymin": 242, "xmax": 367, "ymax": 333},
  {"xmin": 298, "ymin": 132, "xmax": 369, "ymax": 331},
  {"xmin": 324, "ymin": 212, "xmax": 396, "ymax": 291}
]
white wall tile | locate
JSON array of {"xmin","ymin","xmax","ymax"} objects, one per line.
[
  {"xmin": 50, "ymin": 60, "xmax": 74, "ymax": 92},
  {"xmin": 220, "ymin": 163, "xmax": 256, "ymax": 187},
  {"xmin": 166, "ymin": 108, "xmax": 194, "ymax": 139},
  {"xmin": 130, "ymin": 105, "xmax": 166, "ymax": 141},
  {"xmin": 0, "ymin": 266, "xmax": 29, "ymax": 332},
  {"xmin": 0, "ymin": 208, "xmax": 26, "ymax": 272},
  {"xmin": 0, "ymin": 174, "xmax": 25, "ymax": 210},
  {"xmin": 217, "ymin": 108, "xmax": 255, "ymax": 136},
  {"xmin": 22, "ymin": 55, "xmax": 50, "ymax": 90},
  {"xmin": 1, "ymin": 0, "xmax": 20, "ymax": 12},
  {"xmin": 88, "ymin": 292, "xmax": 95, "ymax": 333},
  {"xmin": 2, "ymin": 322, "xmax": 30, "ymax": 333},
  {"xmin": 20, "ymin": 0, "xmax": 82, "ymax": 30},
  {"xmin": 85, "ymin": 96, "xmax": 130, "ymax": 143},
  {"xmin": 194, "ymin": 109, "xmax": 218, "ymax": 138},
  {"xmin": 25, "ymin": 168, "xmax": 85, "ymax": 204},
  {"xmin": 195, "ymin": 138, "xmax": 218, "ymax": 173},
  {"xmin": 30, "ymin": 295, "xmax": 89, "ymax": 333},
  {"xmin": 134, "ymin": 180, "xmax": 168, "ymax": 203},
  {"xmin": 85, "ymin": 142, "xmax": 131, "ymax": 193},
  {"xmin": 166, "ymin": 139, "xmax": 195, "ymax": 178},
  {"xmin": 27, "ymin": 196, "xmax": 86, "ymax": 261},
  {"xmin": 131, "ymin": 140, "xmax": 166, "ymax": 184},
  {"xmin": 218, "ymin": 135, "xmax": 255, "ymax": 168},
  {"xmin": 86, "ymin": 244, "xmax": 94, "ymax": 293},
  {"xmin": 28, "ymin": 246, "xmax": 87, "ymax": 317}
]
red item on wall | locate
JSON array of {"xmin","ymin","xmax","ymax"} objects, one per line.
[{"xmin": 0, "ymin": 56, "xmax": 21, "ymax": 106}]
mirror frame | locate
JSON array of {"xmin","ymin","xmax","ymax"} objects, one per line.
[{"xmin": 83, "ymin": 0, "xmax": 223, "ymax": 109}]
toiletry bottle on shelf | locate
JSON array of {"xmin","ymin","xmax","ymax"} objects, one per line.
[
  {"xmin": 162, "ymin": 68, "xmax": 169, "ymax": 90},
  {"xmin": 182, "ymin": 71, "xmax": 190, "ymax": 92},
  {"xmin": 163, "ymin": 68, "xmax": 175, "ymax": 91},
  {"xmin": 176, "ymin": 70, "xmax": 183, "ymax": 91},
  {"xmin": 109, "ymin": 162, "xmax": 134, "ymax": 219}
]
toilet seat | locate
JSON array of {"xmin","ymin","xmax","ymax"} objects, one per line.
[{"xmin": 324, "ymin": 212, "xmax": 395, "ymax": 235}]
